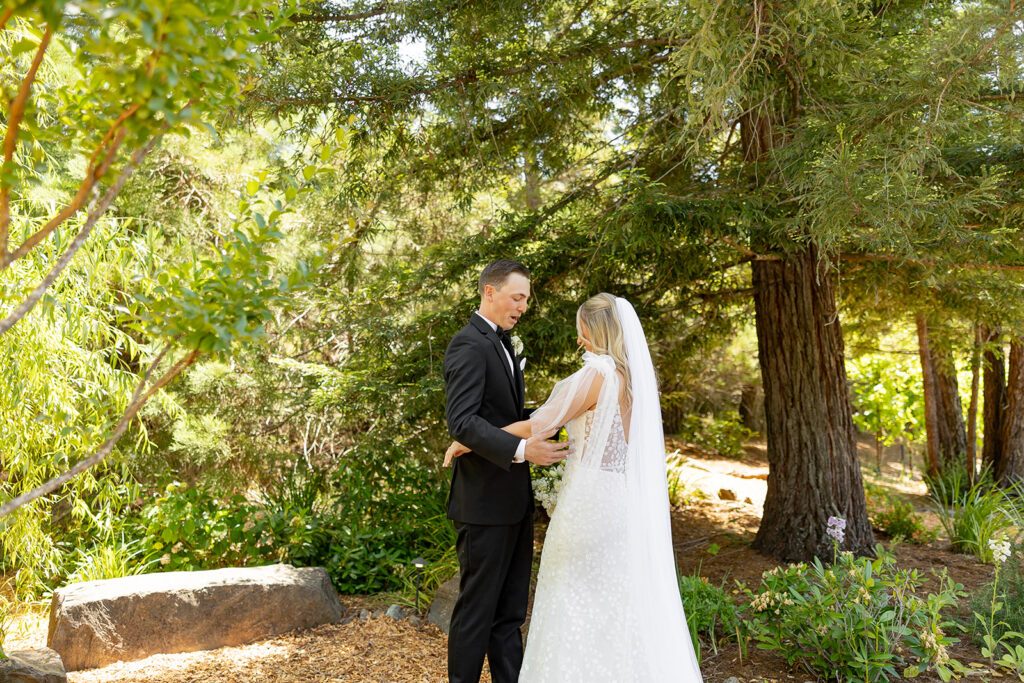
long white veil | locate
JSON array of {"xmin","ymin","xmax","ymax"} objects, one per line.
[{"xmin": 616, "ymin": 297, "xmax": 703, "ymax": 681}]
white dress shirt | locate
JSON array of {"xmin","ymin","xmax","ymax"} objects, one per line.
[{"xmin": 475, "ymin": 311, "xmax": 527, "ymax": 464}]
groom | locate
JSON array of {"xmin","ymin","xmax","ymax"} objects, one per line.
[{"xmin": 444, "ymin": 259, "xmax": 569, "ymax": 683}]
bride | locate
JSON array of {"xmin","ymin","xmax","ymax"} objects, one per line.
[{"xmin": 447, "ymin": 293, "xmax": 702, "ymax": 682}]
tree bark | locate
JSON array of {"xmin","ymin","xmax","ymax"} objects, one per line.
[
  {"xmin": 915, "ymin": 315, "xmax": 967, "ymax": 476},
  {"xmin": 967, "ymin": 324, "xmax": 982, "ymax": 483},
  {"xmin": 750, "ymin": 246, "xmax": 874, "ymax": 561},
  {"xmin": 982, "ymin": 325, "xmax": 1006, "ymax": 475},
  {"xmin": 998, "ymin": 337, "xmax": 1024, "ymax": 484}
]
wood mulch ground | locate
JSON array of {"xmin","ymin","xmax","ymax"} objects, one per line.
[{"xmin": 6, "ymin": 437, "xmax": 1005, "ymax": 682}]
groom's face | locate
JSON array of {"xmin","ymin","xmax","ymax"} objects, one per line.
[{"xmin": 485, "ymin": 273, "xmax": 530, "ymax": 331}]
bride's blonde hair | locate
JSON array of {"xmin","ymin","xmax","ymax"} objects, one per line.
[{"xmin": 577, "ymin": 293, "xmax": 632, "ymax": 407}]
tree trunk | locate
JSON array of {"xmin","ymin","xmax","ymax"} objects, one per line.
[
  {"xmin": 738, "ymin": 382, "xmax": 763, "ymax": 433},
  {"xmin": 916, "ymin": 315, "xmax": 967, "ymax": 476},
  {"xmin": 982, "ymin": 325, "xmax": 1006, "ymax": 475},
  {"xmin": 998, "ymin": 338, "xmax": 1024, "ymax": 484},
  {"xmin": 967, "ymin": 324, "xmax": 982, "ymax": 483},
  {"xmin": 750, "ymin": 246, "xmax": 874, "ymax": 561}
]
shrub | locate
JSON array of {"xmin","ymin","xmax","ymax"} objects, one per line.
[
  {"xmin": 679, "ymin": 411, "xmax": 753, "ymax": 459},
  {"xmin": 743, "ymin": 545, "xmax": 966, "ymax": 682},
  {"xmin": 678, "ymin": 573, "xmax": 744, "ymax": 665},
  {"xmin": 131, "ymin": 449, "xmax": 455, "ymax": 595},
  {"xmin": 927, "ymin": 468, "xmax": 1016, "ymax": 563},
  {"xmin": 865, "ymin": 486, "xmax": 937, "ymax": 544}
]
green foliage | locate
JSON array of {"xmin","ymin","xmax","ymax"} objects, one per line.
[
  {"xmin": 131, "ymin": 448, "xmax": 454, "ymax": 595},
  {"xmin": 969, "ymin": 542, "xmax": 1024, "ymax": 649},
  {"xmin": 678, "ymin": 411, "xmax": 753, "ymax": 459},
  {"xmin": 678, "ymin": 573, "xmax": 744, "ymax": 666},
  {"xmin": 743, "ymin": 546, "xmax": 966, "ymax": 682},
  {"xmin": 927, "ymin": 467, "xmax": 1019, "ymax": 562},
  {"xmin": 865, "ymin": 486, "xmax": 937, "ymax": 544},
  {"xmin": 66, "ymin": 538, "xmax": 152, "ymax": 584},
  {"xmin": 848, "ymin": 353, "xmax": 925, "ymax": 449},
  {"xmin": 971, "ymin": 540, "xmax": 1024, "ymax": 678}
]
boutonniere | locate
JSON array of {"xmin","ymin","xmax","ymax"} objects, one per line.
[{"xmin": 511, "ymin": 334, "xmax": 524, "ymax": 356}]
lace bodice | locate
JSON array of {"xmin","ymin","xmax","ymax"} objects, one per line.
[{"xmin": 577, "ymin": 404, "xmax": 628, "ymax": 473}]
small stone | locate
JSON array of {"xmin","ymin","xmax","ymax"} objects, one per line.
[
  {"xmin": 385, "ymin": 604, "xmax": 405, "ymax": 620},
  {"xmin": 359, "ymin": 609, "xmax": 370, "ymax": 620},
  {"xmin": 340, "ymin": 615, "xmax": 356, "ymax": 625},
  {"xmin": 721, "ymin": 677, "xmax": 740, "ymax": 683},
  {"xmin": 0, "ymin": 647, "xmax": 67, "ymax": 682},
  {"xmin": 718, "ymin": 488, "xmax": 737, "ymax": 501},
  {"xmin": 371, "ymin": 609, "xmax": 384, "ymax": 619},
  {"xmin": 408, "ymin": 615, "xmax": 422, "ymax": 627}
]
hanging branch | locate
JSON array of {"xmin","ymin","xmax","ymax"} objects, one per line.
[
  {"xmin": 0, "ymin": 346, "xmax": 201, "ymax": 520},
  {"xmin": 0, "ymin": 24, "xmax": 54, "ymax": 259},
  {"xmin": 0, "ymin": 136, "xmax": 159, "ymax": 337}
]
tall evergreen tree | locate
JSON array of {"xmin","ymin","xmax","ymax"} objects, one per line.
[{"xmin": 255, "ymin": 0, "xmax": 1024, "ymax": 560}]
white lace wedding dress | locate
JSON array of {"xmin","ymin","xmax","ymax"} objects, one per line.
[{"xmin": 519, "ymin": 344, "xmax": 702, "ymax": 682}]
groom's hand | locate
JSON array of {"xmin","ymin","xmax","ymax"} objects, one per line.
[{"xmin": 525, "ymin": 428, "xmax": 570, "ymax": 466}]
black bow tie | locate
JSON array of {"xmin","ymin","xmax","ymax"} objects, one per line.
[{"xmin": 496, "ymin": 327, "xmax": 511, "ymax": 340}]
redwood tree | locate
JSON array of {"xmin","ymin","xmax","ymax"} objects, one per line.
[{"xmin": 253, "ymin": 0, "xmax": 1024, "ymax": 561}]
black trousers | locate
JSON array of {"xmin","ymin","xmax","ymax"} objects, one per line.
[{"xmin": 447, "ymin": 511, "xmax": 534, "ymax": 683}]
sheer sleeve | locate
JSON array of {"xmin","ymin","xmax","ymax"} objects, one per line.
[
  {"xmin": 528, "ymin": 364, "xmax": 604, "ymax": 437},
  {"xmin": 529, "ymin": 353, "xmax": 620, "ymax": 469}
]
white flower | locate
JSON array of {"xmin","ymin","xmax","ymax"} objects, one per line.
[
  {"xmin": 531, "ymin": 461, "xmax": 565, "ymax": 515},
  {"xmin": 989, "ymin": 538, "xmax": 1011, "ymax": 564},
  {"xmin": 511, "ymin": 334, "xmax": 524, "ymax": 356}
]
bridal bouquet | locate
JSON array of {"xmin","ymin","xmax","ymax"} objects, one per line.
[{"xmin": 531, "ymin": 461, "xmax": 565, "ymax": 517}]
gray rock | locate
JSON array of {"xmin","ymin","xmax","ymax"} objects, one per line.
[
  {"xmin": 48, "ymin": 564, "xmax": 342, "ymax": 672},
  {"xmin": 721, "ymin": 678, "xmax": 740, "ymax": 683},
  {"xmin": 408, "ymin": 615, "xmax": 422, "ymax": 628},
  {"xmin": 428, "ymin": 573, "xmax": 460, "ymax": 634},
  {"xmin": 359, "ymin": 609, "xmax": 370, "ymax": 620},
  {"xmin": 384, "ymin": 604, "xmax": 405, "ymax": 620},
  {"xmin": 0, "ymin": 647, "xmax": 66, "ymax": 682}
]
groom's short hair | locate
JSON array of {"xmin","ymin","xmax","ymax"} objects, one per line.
[{"xmin": 479, "ymin": 260, "xmax": 530, "ymax": 296}]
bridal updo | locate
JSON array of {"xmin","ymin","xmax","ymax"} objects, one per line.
[{"xmin": 577, "ymin": 293, "xmax": 632, "ymax": 407}]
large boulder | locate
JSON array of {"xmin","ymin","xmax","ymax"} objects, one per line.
[
  {"xmin": 0, "ymin": 647, "xmax": 66, "ymax": 683},
  {"xmin": 427, "ymin": 573, "xmax": 460, "ymax": 634},
  {"xmin": 48, "ymin": 564, "xmax": 343, "ymax": 671}
]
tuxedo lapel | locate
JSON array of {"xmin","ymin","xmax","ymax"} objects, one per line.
[{"xmin": 470, "ymin": 315, "xmax": 517, "ymax": 397}]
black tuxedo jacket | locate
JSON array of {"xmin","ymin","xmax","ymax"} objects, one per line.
[{"xmin": 444, "ymin": 314, "xmax": 532, "ymax": 525}]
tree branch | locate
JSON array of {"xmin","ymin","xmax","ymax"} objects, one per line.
[
  {"xmin": 248, "ymin": 38, "xmax": 685, "ymax": 107},
  {"xmin": 0, "ymin": 24, "xmax": 53, "ymax": 259},
  {"xmin": 0, "ymin": 136, "xmax": 159, "ymax": 337},
  {"xmin": 0, "ymin": 347, "xmax": 200, "ymax": 520},
  {"xmin": 0, "ymin": 122, "xmax": 132, "ymax": 271},
  {"xmin": 290, "ymin": 2, "xmax": 395, "ymax": 23}
]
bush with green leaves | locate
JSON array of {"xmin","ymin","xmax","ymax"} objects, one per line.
[
  {"xmin": 131, "ymin": 446, "xmax": 455, "ymax": 595},
  {"xmin": 927, "ymin": 467, "xmax": 1019, "ymax": 563},
  {"xmin": 865, "ymin": 485, "xmax": 937, "ymax": 544},
  {"xmin": 743, "ymin": 545, "xmax": 966, "ymax": 682},
  {"xmin": 678, "ymin": 573, "xmax": 744, "ymax": 665},
  {"xmin": 679, "ymin": 411, "xmax": 753, "ymax": 459}
]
